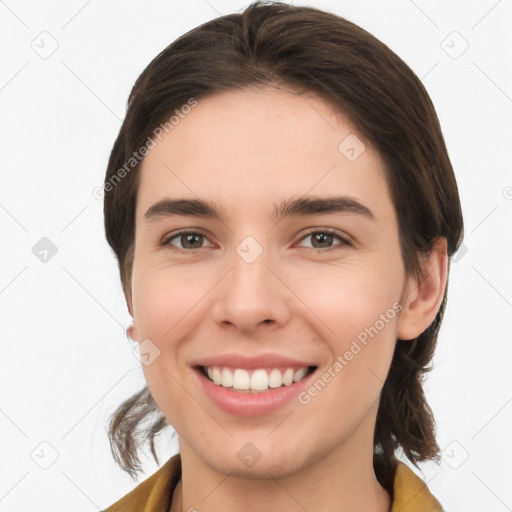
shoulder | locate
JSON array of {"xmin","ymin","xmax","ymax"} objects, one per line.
[
  {"xmin": 102, "ymin": 454, "xmax": 181, "ymax": 512},
  {"xmin": 391, "ymin": 462, "xmax": 443, "ymax": 512}
]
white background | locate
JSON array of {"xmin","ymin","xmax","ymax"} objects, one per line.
[{"xmin": 1, "ymin": 1, "xmax": 511, "ymax": 511}]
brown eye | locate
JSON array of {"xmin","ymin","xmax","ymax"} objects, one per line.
[
  {"xmin": 311, "ymin": 232, "xmax": 334, "ymax": 248},
  {"xmin": 163, "ymin": 231, "xmax": 212, "ymax": 251},
  {"xmin": 297, "ymin": 230, "xmax": 351, "ymax": 251}
]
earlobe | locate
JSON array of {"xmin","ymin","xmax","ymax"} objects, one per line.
[
  {"xmin": 126, "ymin": 323, "xmax": 139, "ymax": 342},
  {"xmin": 397, "ymin": 237, "xmax": 448, "ymax": 341}
]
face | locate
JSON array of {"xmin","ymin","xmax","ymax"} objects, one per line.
[{"xmin": 128, "ymin": 86, "xmax": 414, "ymax": 479}]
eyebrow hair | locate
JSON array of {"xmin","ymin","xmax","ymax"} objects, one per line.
[{"xmin": 144, "ymin": 196, "xmax": 376, "ymax": 223}]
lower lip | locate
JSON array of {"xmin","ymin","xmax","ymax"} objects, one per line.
[{"xmin": 194, "ymin": 367, "xmax": 316, "ymax": 417}]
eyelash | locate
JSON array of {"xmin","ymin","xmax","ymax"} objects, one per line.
[{"xmin": 161, "ymin": 228, "xmax": 352, "ymax": 254}]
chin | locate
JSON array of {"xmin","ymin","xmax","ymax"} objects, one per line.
[{"xmin": 196, "ymin": 438, "xmax": 315, "ymax": 480}]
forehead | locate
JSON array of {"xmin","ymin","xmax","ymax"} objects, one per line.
[{"xmin": 136, "ymin": 87, "xmax": 392, "ymax": 222}]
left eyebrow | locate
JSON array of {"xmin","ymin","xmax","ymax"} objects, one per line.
[
  {"xmin": 273, "ymin": 195, "xmax": 376, "ymax": 222},
  {"xmin": 143, "ymin": 195, "xmax": 376, "ymax": 223}
]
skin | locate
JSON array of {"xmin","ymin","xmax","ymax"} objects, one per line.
[{"xmin": 127, "ymin": 86, "xmax": 448, "ymax": 512}]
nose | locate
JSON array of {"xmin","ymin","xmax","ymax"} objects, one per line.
[{"xmin": 210, "ymin": 248, "xmax": 292, "ymax": 334}]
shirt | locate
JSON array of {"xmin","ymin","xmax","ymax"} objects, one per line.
[{"xmin": 103, "ymin": 453, "xmax": 443, "ymax": 512}]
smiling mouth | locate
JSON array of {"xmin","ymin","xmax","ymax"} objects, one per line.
[{"xmin": 197, "ymin": 365, "xmax": 317, "ymax": 393}]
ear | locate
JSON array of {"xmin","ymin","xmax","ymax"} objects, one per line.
[
  {"xmin": 397, "ymin": 237, "xmax": 448, "ymax": 341},
  {"xmin": 127, "ymin": 322, "xmax": 140, "ymax": 343}
]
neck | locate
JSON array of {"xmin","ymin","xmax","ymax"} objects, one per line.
[{"xmin": 170, "ymin": 437, "xmax": 391, "ymax": 512}]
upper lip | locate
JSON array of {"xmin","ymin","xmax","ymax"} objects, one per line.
[{"xmin": 193, "ymin": 353, "xmax": 317, "ymax": 369}]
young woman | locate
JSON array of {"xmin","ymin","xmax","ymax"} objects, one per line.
[{"xmin": 102, "ymin": 2, "xmax": 463, "ymax": 510}]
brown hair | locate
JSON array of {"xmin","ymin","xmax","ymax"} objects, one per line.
[{"xmin": 103, "ymin": 0, "xmax": 464, "ymax": 493}]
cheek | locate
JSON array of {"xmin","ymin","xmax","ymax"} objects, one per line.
[
  {"xmin": 289, "ymin": 255, "xmax": 404, "ymax": 332},
  {"xmin": 287, "ymin": 258, "xmax": 403, "ymax": 384},
  {"xmin": 131, "ymin": 262, "xmax": 211, "ymax": 341},
  {"xmin": 131, "ymin": 265, "xmax": 205, "ymax": 428}
]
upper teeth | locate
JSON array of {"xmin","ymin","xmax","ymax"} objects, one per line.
[{"xmin": 205, "ymin": 366, "xmax": 309, "ymax": 391}]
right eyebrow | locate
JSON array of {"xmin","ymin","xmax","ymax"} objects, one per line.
[{"xmin": 144, "ymin": 198, "xmax": 225, "ymax": 222}]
